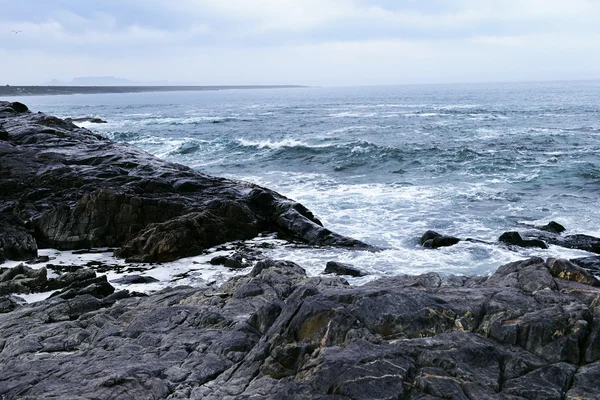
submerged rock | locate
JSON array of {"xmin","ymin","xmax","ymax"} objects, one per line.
[
  {"xmin": 536, "ymin": 221, "xmax": 566, "ymax": 234},
  {"xmin": 1, "ymin": 256, "xmax": 599, "ymax": 399},
  {"xmin": 499, "ymin": 231, "xmax": 548, "ymax": 249},
  {"xmin": 0, "ymin": 263, "xmax": 115, "ymax": 299},
  {"xmin": 112, "ymin": 275, "xmax": 159, "ymax": 284},
  {"xmin": 65, "ymin": 117, "xmax": 108, "ymax": 124},
  {"xmin": 0, "ymin": 101, "xmax": 370, "ymax": 264},
  {"xmin": 420, "ymin": 230, "xmax": 461, "ymax": 249},
  {"xmin": 521, "ymin": 229, "xmax": 600, "ymax": 254}
]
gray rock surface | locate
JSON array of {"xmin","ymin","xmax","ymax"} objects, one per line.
[
  {"xmin": 0, "ymin": 101, "xmax": 369, "ymax": 264},
  {"xmin": 1, "ymin": 257, "xmax": 599, "ymax": 399}
]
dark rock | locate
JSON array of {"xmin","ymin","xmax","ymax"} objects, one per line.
[
  {"xmin": 210, "ymin": 255, "xmax": 229, "ymax": 265},
  {"xmin": 112, "ymin": 275, "xmax": 159, "ymax": 284},
  {"xmin": 65, "ymin": 117, "xmax": 108, "ymax": 124},
  {"xmin": 0, "ymin": 264, "xmax": 47, "ymax": 295},
  {"xmin": 503, "ymin": 362, "xmax": 576, "ymax": 400},
  {"xmin": 0, "ymin": 263, "xmax": 116, "ymax": 301},
  {"xmin": 523, "ymin": 231, "xmax": 600, "ymax": 254},
  {"xmin": 26, "ymin": 255, "xmax": 50, "ymax": 264},
  {"xmin": 0, "ymin": 294, "xmax": 25, "ymax": 313},
  {"xmin": 420, "ymin": 230, "xmax": 461, "ymax": 249},
  {"xmin": 324, "ymin": 261, "xmax": 367, "ymax": 277},
  {"xmin": 536, "ymin": 221, "xmax": 566, "ymax": 234},
  {"xmin": 10, "ymin": 101, "xmax": 28, "ymax": 113},
  {"xmin": 0, "ymin": 124, "xmax": 8, "ymax": 140},
  {"xmin": 50, "ymin": 275, "xmax": 115, "ymax": 300},
  {"xmin": 567, "ymin": 360, "xmax": 600, "ymax": 399},
  {"xmin": 547, "ymin": 258, "xmax": 600, "ymax": 287},
  {"xmin": 0, "ymin": 215, "xmax": 38, "ymax": 262},
  {"xmin": 571, "ymin": 256, "xmax": 600, "ymax": 275},
  {"xmin": 0, "ymin": 101, "xmax": 369, "ymax": 263},
  {"xmin": 1, "ymin": 256, "xmax": 600, "ymax": 398},
  {"xmin": 499, "ymin": 231, "xmax": 548, "ymax": 249}
]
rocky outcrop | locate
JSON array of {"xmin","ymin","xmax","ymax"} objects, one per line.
[
  {"xmin": 0, "ymin": 101, "xmax": 369, "ymax": 264},
  {"xmin": 1, "ymin": 257, "xmax": 599, "ymax": 399}
]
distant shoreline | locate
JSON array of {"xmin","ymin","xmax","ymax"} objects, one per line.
[{"xmin": 0, "ymin": 85, "xmax": 306, "ymax": 97}]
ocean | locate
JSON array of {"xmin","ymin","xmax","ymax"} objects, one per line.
[{"xmin": 9, "ymin": 81, "xmax": 600, "ymax": 284}]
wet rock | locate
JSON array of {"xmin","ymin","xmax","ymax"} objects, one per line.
[
  {"xmin": 523, "ymin": 231, "xmax": 600, "ymax": 254},
  {"xmin": 210, "ymin": 253, "xmax": 250, "ymax": 269},
  {"xmin": 499, "ymin": 231, "xmax": 548, "ymax": 249},
  {"xmin": 112, "ymin": 275, "xmax": 159, "ymax": 284},
  {"xmin": 25, "ymin": 255, "xmax": 50, "ymax": 264},
  {"xmin": 536, "ymin": 221, "xmax": 566, "ymax": 234},
  {"xmin": 323, "ymin": 261, "xmax": 367, "ymax": 277},
  {"xmin": 50, "ymin": 275, "xmax": 115, "ymax": 300},
  {"xmin": 547, "ymin": 258, "xmax": 600, "ymax": 287},
  {"xmin": 0, "ymin": 294, "xmax": 25, "ymax": 313},
  {"xmin": 420, "ymin": 230, "xmax": 461, "ymax": 249},
  {"xmin": 0, "ymin": 263, "xmax": 116, "ymax": 301},
  {"xmin": 570, "ymin": 256, "xmax": 600, "ymax": 275},
  {"xmin": 65, "ymin": 117, "xmax": 108, "ymax": 124},
  {"xmin": 0, "ymin": 264, "xmax": 47, "ymax": 295}
]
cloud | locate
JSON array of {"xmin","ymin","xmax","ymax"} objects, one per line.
[{"xmin": 0, "ymin": 0, "xmax": 599, "ymax": 84}]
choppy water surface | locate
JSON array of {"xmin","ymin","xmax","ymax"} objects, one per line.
[{"xmin": 14, "ymin": 82, "xmax": 600, "ymax": 279}]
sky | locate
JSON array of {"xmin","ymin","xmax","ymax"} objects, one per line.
[{"xmin": 1, "ymin": 0, "xmax": 600, "ymax": 86}]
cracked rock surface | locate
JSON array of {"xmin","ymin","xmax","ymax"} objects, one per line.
[{"xmin": 1, "ymin": 257, "xmax": 599, "ymax": 399}]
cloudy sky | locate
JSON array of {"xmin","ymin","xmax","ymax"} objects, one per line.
[{"xmin": 2, "ymin": 0, "xmax": 600, "ymax": 86}]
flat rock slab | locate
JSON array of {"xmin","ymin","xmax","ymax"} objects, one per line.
[{"xmin": 1, "ymin": 257, "xmax": 600, "ymax": 399}]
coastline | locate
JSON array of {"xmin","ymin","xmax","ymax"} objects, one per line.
[
  {"xmin": 0, "ymin": 85, "xmax": 306, "ymax": 97},
  {"xmin": 1, "ymin": 101, "xmax": 599, "ymax": 399}
]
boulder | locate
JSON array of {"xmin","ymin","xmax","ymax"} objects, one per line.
[
  {"xmin": 536, "ymin": 221, "xmax": 566, "ymax": 234},
  {"xmin": 0, "ymin": 264, "xmax": 47, "ymax": 295},
  {"xmin": 323, "ymin": 261, "xmax": 367, "ymax": 277},
  {"xmin": 499, "ymin": 231, "xmax": 548, "ymax": 249},
  {"xmin": 420, "ymin": 230, "xmax": 461, "ymax": 249}
]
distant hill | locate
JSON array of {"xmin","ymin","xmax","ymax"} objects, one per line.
[{"xmin": 47, "ymin": 76, "xmax": 166, "ymax": 86}]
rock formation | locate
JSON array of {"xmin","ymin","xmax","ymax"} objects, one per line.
[
  {"xmin": 0, "ymin": 101, "xmax": 369, "ymax": 264},
  {"xmin": 1, "ymin": 257, "xmax": 599, "ymax": 399}
]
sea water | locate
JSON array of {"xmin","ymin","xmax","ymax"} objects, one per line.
[{"xmin": 9, "ymin": 81, "xmax": 600, "ymax": 285}]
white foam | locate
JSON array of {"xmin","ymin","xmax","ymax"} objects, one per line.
[{"xmin": 236, "ymin": 138, "xmax": 310, "ymax": 149}]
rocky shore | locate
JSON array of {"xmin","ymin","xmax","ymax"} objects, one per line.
[{"xmin": 1, "ymin": 101, "xmax": 600, "ymax": 399}]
